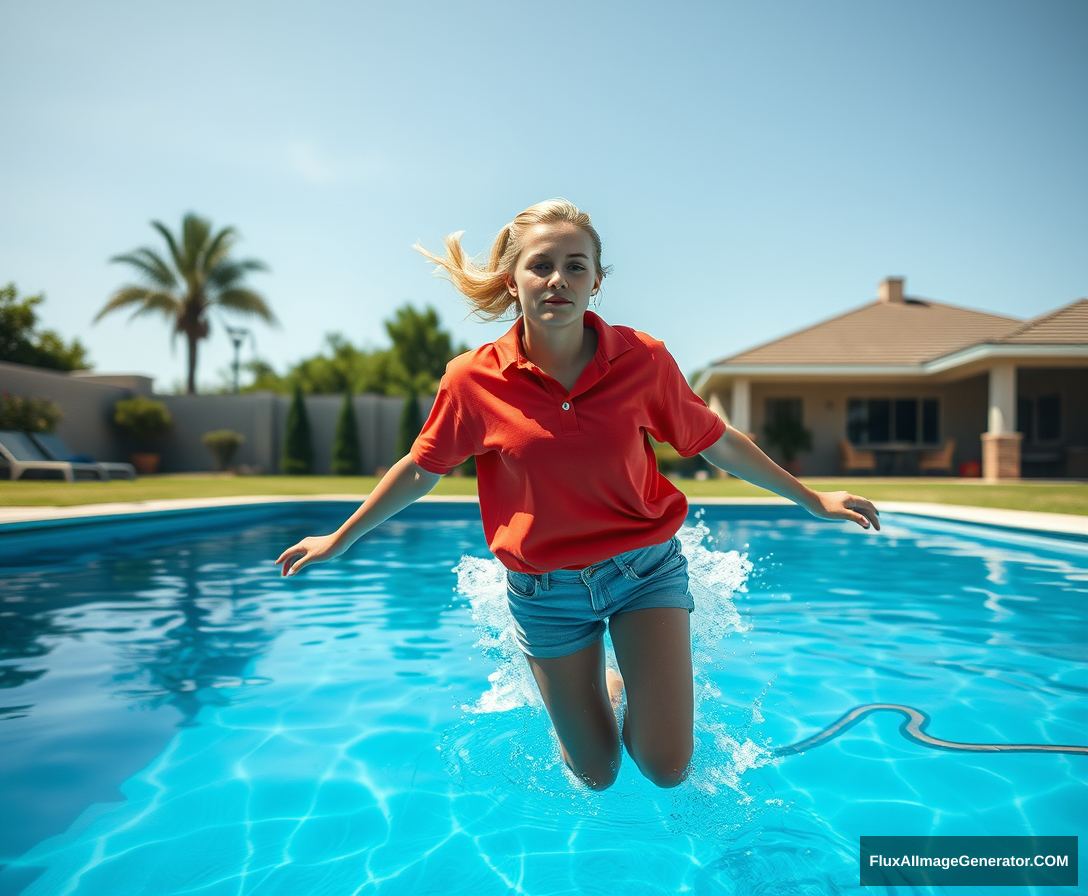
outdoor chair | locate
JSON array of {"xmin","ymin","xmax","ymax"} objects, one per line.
[
  {"xmin": 918, "ymin": 439, "xmax": 956, "ymax": 475},
  {"xmin": 0, "ymin": 430, "xmax": 107, "ymax": 481},
  {"xmin": 30, "ymin": 432, "xmax": 137, "ymax": 480},
  {"xmin": 838, "ymin": 439, "xmax": 876, "ymax": 474}
]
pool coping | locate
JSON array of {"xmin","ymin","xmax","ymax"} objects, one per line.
[{"xmin": 0, "ymin": 494, "xmax": 1085, "ymax": 538}]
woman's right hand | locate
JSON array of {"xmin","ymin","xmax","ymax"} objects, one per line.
[{"xmin": 275, "ymin": 534, "xmax": 345, "ymax": 577}]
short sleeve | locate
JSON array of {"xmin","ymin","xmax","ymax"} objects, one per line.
[
  {"xmin": 647, "ymin": 347, "xmax": 727, "ymax": 457},
  {"xmin": 410, "ymin": 373, "xmax": 477, "ymax": 474}
]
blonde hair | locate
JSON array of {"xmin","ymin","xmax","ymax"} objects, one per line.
[{"xmin": 414, "ymin": 199, "xmax": 611, "ymax": 321}]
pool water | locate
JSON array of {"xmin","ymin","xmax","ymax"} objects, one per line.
[{"xmin": 0, "ymin": 503, "xmax": 1085, "ymax": 895}]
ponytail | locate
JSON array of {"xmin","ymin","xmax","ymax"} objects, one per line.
[{"xmin": 414, "ymin": 199, "xmax": 611, "ymax": 322}]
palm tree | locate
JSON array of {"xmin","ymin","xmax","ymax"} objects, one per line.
[{"xmin": 96, "ymin": 213, "xmax": 276, "ymax": 394}]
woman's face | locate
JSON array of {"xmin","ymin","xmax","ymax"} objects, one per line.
[{"xmin": 507, "ymin": 223, "xmax": 601, "ymax": 331}]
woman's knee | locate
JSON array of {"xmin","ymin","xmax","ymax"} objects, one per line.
[
  {"xmin": 637, "ymin": 741, "xmax": 693, "ymax": 789},
  {"xmin": 568, "ymin": 748, "xmax": 621, "ymax": 791}
]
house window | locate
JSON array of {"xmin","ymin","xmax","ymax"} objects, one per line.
[
  {"xmin": 1037, "ymin": 394, "xmax": 1061, "ymax": 441},
  {"xmin": 922, "ymin": 399, "xmax": 939, "ymax": 443},
  {"xmin": 847, "ymin": 397, "xmax": 940, "ymax": 445},
  {"xmin": 1017, "ymin": 397, "xmax": 1033, "ymax": 440},
  {"xmin": 1018, "ymin": 394, "xmax": 1062, "ymax": 442},
  {"xmin": 894, "ymin": 399, "xmax": 917, "ymax": 443}
]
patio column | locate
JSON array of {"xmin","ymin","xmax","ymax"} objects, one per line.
[
  {"xmin": 982, "ymin": 363, "xmax": 1021, "ymax": 481},
  {"xmin": 730, "ymin": 378, "xmax": 752, "ymax": 439},
  {"xmin": 706, "ymin": 392, "xmax": 729, "ymax": 477},
  {"xmin": 707, "ymin": 391, "xmax": 727, "ymax": 421}
]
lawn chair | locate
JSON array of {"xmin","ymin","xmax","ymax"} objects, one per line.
[
  {"xmin": 30, "ymin": 432, "xmax": 137, "ymax": 480},
  {"xmin": 839, "ymin": 439, "xmax": 876, "ymax": 474},
  {"xmin": 0, "ymin": 430, "xmax": 106, "ymax": 481},
  {"xmin": 918, "ymin": 439, "xmax": 956, "ymax": 475}
]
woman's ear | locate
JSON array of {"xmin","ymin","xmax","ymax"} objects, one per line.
[{"xmin": 506, "ymin": 274, "xmax": 518, "ymax": 298}]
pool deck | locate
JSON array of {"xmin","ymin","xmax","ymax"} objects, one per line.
[{"xmin": 0, "ymin": 495, "xmax": 1085, "ymax": 538}]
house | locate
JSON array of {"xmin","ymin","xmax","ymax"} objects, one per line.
[{"xmin": 693, "ymin": 278, "xmax": 1088, "ymax": 480}]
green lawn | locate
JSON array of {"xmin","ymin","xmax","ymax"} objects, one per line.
[{"xmin": 2, "ymin": 475, "xmax": 1084, "ymax": 515}]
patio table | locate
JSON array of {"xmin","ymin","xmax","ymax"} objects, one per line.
[{"xmin": 868, "ymin": 443, "xmax": 920, "ymax": 476}]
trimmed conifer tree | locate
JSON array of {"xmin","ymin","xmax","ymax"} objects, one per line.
[
  {"xmin": 331, "ymin": 390, "xmax": 362, "ymax": 475},
  {"xmin": 280, "ymin": 384, "xmax": 314, "ymax": 474},
  {"xmin": 395, "ymin": 388, "xmax": 423, "ymax": 459}
]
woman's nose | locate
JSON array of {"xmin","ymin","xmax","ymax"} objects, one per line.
[{"xmin": 548, "ymin": 271, "xmax": 567, "ymax": 289}]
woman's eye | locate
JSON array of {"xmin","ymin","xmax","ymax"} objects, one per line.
[{"xmin": 569, "ymin": 264, "xmax": 585, "ymax": 272}]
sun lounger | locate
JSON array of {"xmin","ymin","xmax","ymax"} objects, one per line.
[
  {"xmin": 30, "ymin": 432, "xmax": 137, "ymax": 480},
  {"xmin": 0, "ymin": 430, "xmax": 107, "ymax": 481}
]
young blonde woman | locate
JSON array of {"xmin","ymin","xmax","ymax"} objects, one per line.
[{"xmin": 275, "ymin": 199, "xmax": 880, "ymax": 791}]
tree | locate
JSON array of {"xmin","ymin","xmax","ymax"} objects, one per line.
[
  {"xmin": 385, "ymin": 304, "xmax": 459, "ymax": 394},
  {"xmin": 0, "ymin": 283, "xmax": 92, "ymax": 371},
  {"xmin": 763, "ymin": 406, "xmax": 813, "ymax": 463},
  {"xmin": 395, "ymin": 387, "xmax": 424, "ymax": 459},
  {"xmin": 97, "ymin": 213, "xmax": 275, "ymax": 394},
  {"xmin": 331, "ymin": 390, "xmax": 362, "ymax": 475},
  {"xmin": 233, "ymin": 304, "xmax": 465, "ymax": 397},
  {"xmin": 280, "ymin": 384, "xmax": 314, "ymax": 474}
]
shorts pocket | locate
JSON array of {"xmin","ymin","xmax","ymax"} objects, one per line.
[
  {"xmin": 506, "ymin": 571, "xmax": 539, "ymax": 599},
  {"xmin": 621, "ymin": 537, "xmax": 686, "ymax": 581}
]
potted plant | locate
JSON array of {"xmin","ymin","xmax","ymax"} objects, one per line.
[
  {"xmin": 202, "ymin": 430, "xmax": 244, "ymax": 472},
  {"xmin": 114, "ymin": 396, "xmax": 172, "ymax": 474},
  {"xmin": 763, "ymin": 411, "xmax": 813, "ymax": 476}
]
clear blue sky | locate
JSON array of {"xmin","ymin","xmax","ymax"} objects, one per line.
[{"xmin": 2, "ymin": 0, "xmax": 1085, "ymax": 392}]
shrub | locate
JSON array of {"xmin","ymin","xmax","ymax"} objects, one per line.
[
  {"xmin": 202, "ymin": 430, "xmax": 245, "ymax": 471},
  {"xmin": 113, "ymin": 396, "xmax": 172, "ymax": 448},
  {"xmin": 280, "ymin": 384, "xmax": 313, "ymax": 474},
  {"xmin": 331, "ymin": 390, "xmax": 362, "ymax": 475},
  {"xmin": 395, "ymin": 388, "xmax": 423, "ymax": 459},
  {"xmin": 763, "ymin": 411, "xmax": 812, "ymax": 463},
  {"xmin": 651, "ymin": 438, "xmax": 706, "ymax": 478},
  {"xmin": 0, "ymin": 393, "xmax": 63, "ymax": 433}
]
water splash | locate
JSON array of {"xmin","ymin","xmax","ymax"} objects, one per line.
[{"xmin": 450, "ymin": 523, "xmax": 776, "ymax": 800}]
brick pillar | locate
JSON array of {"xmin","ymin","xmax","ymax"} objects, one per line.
[{"xmin": 981, "ymin": 432, "xmax": 1022, "ymax": 481}]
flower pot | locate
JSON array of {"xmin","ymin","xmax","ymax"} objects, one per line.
[{"xmin": 130, "ymin": 453, "xmax": 161, "ymax": 475}]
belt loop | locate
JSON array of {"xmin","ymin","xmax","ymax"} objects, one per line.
[
  {"xmin": 613, "ymin": 555, "xmax": 633, "ymax": 580},
  {"xmin": 541, "ymin": 572, "xmax": 550, "ymax": 591}
]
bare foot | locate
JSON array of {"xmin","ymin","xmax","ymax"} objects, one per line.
[{"xmin": 606, "ymin": 668, "xmax": 625, "ymax": 713}]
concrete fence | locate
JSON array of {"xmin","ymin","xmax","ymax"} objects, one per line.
[{"xmin": 0, "ymin": 361, "xmax": 431, "ymax": 475}]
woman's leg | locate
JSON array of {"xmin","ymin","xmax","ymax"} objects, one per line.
[
  {"xmin": 608, "ymin": 607, "xmax": 694, "ymax": 788},
  {"xmin": 524, "ymin": 638, "xmax": 622, "ymax": 791}
]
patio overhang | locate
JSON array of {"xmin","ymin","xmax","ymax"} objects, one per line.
[{"xmin": 694, "ymin": 344, "xmax": 1088, "ymax": 397}]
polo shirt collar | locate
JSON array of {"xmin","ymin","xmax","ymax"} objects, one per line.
[{"xmin": 494, "ymin": 310, "xmax": 634, "ymax": 373}]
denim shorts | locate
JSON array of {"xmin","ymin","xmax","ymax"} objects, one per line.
[{"xmin": 505, "ymin": 536, "xmax": 694, "ymax": 658}]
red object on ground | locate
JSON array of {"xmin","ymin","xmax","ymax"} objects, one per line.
[{"xmin": 958, "ymin": 460, "xmax": 981, "ymax": 478}]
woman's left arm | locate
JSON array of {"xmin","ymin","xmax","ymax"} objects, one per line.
[{"xmin": 700, "ymin": 426, "xmax": 881, "ymax": 531}]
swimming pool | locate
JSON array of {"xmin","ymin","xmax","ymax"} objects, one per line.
[{"xmin": 1, "ymin": 502, "xmax": 1085, "ymax": 895}]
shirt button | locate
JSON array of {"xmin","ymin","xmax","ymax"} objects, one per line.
[{"xmin": 561, "ymin": 401, "xmax": 571, "ymax": 411}]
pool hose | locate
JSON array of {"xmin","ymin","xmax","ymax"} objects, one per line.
[{"xmin": 773, "ymin": 703, "xmax": 1088, "ymax": 757}]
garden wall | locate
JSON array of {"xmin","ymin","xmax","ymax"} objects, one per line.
[{"xmin": 0, "ymin": 361, "xmax": 431, "ymax": 475}]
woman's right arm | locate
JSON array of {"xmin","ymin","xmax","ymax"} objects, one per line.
[{"xmin": 274, "ymin": 455, "xmax": 443, "ymax": 577}]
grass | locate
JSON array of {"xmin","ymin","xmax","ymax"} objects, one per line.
[{"xmin": 2, "ymin": 475, "xmax": 1085, "ymax": 515}]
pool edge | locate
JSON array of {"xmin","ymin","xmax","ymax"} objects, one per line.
[{"xmin": 1, "ymin": 495, "xmax": 1085, "ymax": 538}]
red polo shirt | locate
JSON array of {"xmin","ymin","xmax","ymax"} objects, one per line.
[{"xmin": 410, "ymin": 311, "xmax": 726, "ymax": 573}]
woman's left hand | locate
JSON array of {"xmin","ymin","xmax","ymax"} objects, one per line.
[{"xmin": 808, "ymin": 491, "xmax": 881, "ymax": 531}]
